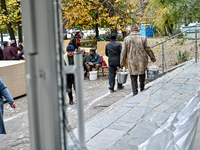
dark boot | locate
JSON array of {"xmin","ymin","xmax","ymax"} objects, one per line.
[
  {"xmin": 140, "ymin": 87, "xmax": 145, "ymax": 92},
  {"xmin": 69, "ymin": 99, "xmax": 74, "ymax": 105},
  {"xmin": 133, "ymin": 92, "xmax": 138, "ymax": 96},
  {"xmin": 69, "ymin": 93, "xmax": 74, "ymax": 105}
]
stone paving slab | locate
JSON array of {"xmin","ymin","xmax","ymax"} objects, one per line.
[
  {"xmin": 86, "ymin": 128, "xmax": 126, "ymax": 149},
  {"xmin": 128, "ymin": 120, "xmax": 158, "ymax": 139},
  {"xmin": 71, "ymin": 60, "xmax": 200, "ymax": 149}
]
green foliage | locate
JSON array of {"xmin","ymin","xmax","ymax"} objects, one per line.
[
  {"xmin": 177, "ymin": 50, "xmax": 190, "ymax": 63},
  {"xmin": 145, "ymin": 0, "xmax": 200, "ymax": 36},
  {"xmin": 175, "ymin": 37, "xmax": 187, "ymax": 45}
]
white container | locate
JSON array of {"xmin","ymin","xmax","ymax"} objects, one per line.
[
  {"xmin": 147, "ymin": 65, "xmax": 159, "ymax": 79},
  {"xmin": 89, "ymin": 71, "xmax": 98, "ymax": 80}
]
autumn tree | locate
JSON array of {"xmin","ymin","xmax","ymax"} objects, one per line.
[
  {"xmin": 62, "ymin": 0, "xmax": 136, "ymax": 38},
  {"xmin": 0, "ymin": 0, "xmax": 22, "ymax": 42}
]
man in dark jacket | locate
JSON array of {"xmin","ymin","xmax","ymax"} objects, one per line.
[{"xmin": 105, "ymin": 33, "xmax": 123, "ymax": 93}]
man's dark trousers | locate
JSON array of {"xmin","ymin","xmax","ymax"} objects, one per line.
[
  {"xmin": 109, "ymin": 65, "xmax": 122, "ymax": 90},
  {"xmin": 130, "ymin": 74, "xmax": 145, "ymax": 94},
  {"xmin": 66, "ymin": 74, "xmax": 75, "ymax": 100}
]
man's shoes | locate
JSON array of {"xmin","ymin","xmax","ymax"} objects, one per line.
[
  {"xmin": 110, "ymin": 90, "xmax": 114, "ymax": 93},
  {"xmin": 69, "ymin": 99, "xmax": 74, "ymax": 105},
  {"xmin": 140, "ymin": 87, "xmax": 145, "ymax": 92},
  {"xmin": 133, "ymin": 92, "xmax": 138, "ymax": 96},
  {"xmin": 117, "ymin": 86, "xmax": 124, "ymax": 90}
]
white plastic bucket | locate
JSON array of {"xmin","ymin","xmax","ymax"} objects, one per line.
[
  {"xmin": 89, "ymin": 71, "xmax": 98, "ymax": 80},
  {"xmin": 147, "ymin": 65, "xmax": 159, "ymax": 79}
]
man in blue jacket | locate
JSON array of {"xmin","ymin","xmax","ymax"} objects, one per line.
[
  {"xmin": 106, "ymin": 33, "xmax": 124, "ymax": 93},
  {"xmin": 88, "ymin": 48, "xmax": 101, "ymax": 72},
  {"xmin": 0, "ymin": 77, "xmax": 15, "ymax": 134}
]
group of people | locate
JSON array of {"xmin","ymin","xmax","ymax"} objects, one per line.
[
  {"xmin": 64, "ymin": 26, "xmax": 156, "ymax": 105},
  {"xmin": 0, "ymin": 25, "xmax": 156, "ymax": 135},
  {"xmin": 0, "ymin": 40, "xmax": 24, "ymax": 61},
  {"xmin": 64, "ymin": 45, "xmax": 102, "ymax": 105}
]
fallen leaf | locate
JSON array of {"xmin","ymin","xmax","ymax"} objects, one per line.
[{"xmin": 110, "ymin": 107, "xmax": 115, "ymax": 110}]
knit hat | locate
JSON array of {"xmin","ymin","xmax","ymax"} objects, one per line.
[
  {"xmin": 67, "ymin": 45, "xmax": 75, "ymax": 51},
  {"xmin": 131, "ymin": 26, "xmax": 139, "ymax": 32},
  {"xmin": 90, "ymin": 48, "xmax": 96, "ymax": 51},
  {"xmin": 110, "ymin": 33, "xmax": 116, "ymax": 39},
  {"xmin": 10, "ymin": 40, "xmax": 15, "ymax": 45},
  {"xmin": 80, "ymin": 49, "xmax": 85, "ymax": 52},
  {"xmin": 3, "ymin": 41, "xmax": 8, "ymax": 46}
]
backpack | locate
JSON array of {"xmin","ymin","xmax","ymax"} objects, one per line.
[{"xmin": 68, "ymin": 38, "xmax": 77, "ymax": 48}]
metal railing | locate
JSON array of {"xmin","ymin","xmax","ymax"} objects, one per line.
[{"xmin": 150, "ymin": 29, "xmax": 200, "ymax": 75}]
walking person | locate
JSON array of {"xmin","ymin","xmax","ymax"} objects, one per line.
[
  {"xmin": 0, "ymin": 77, "xmax": 16, "ymax": 134},
  {"xmin": 120, "ymin": 25, "xmax": 156, "ymax": 96},
  {"xmin": 63, "ymin": 45, "xmax": 89, "ymax": 105},
  {"xmin": 105, "ymin": 33, "xmax": 124, "ymax": 93}
]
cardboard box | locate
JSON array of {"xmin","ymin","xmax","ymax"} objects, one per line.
[{"xmin": 0, "ymin": 61, "xmax": 26, "ymax": 98}]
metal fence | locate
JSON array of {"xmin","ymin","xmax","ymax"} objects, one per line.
[{"xmin": 150, "ymin": 29, "xmax": 200, "ymax": 75}]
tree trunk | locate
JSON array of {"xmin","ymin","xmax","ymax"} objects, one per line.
[
  {"xmin": 17, "ymin": 1, "xmax": 23, "ymax": 43},
  {"xmin": 1, "ymin": 0, "xmax": 15, "ymax": 41},
  {"xmin": 0, "ymin": 30, "xmax": 3, "ymax": 45},
  {"xmin": 63, "ymin": 23, "xmax": 67, "ymax": 40},
  {"xmin": 7, "ymin": 23, "xmax": 15, "ymax": 41},
  {"xmin": 140, "ymin": 0, "xmax": 144, "ymax": 16},
  {"xmin": 111, "ymin": 28, "xmax": 117, "ymax": 35},
  {"xmin": 95, "ymin": 24, "xmax": 99, "ymax": 38},
  {"xmin": 167, "ymin": 24, "xmax": 173, "ymax": 37},
  {"xmin": 95, "ymin": 13, "xmax": 99, "ymax": 38},
  {"xmin": 18, "ymin": 24, "xmax": 23, "ymax": 43},
  {"xmin": 122, "ymin": 31, "xmax": 126, "ymax": 39}
]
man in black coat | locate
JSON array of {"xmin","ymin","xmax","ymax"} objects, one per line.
[{"xmin": 105, "ymin": 33, "xmax": 124, "ymax": 93}]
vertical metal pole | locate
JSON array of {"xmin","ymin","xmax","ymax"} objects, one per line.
[
  {"xmin": 162, "ymin": 42, "xmax": 165, "ymax": 75},
  {"xmin": 195, "ymin": 29, "xmax": 198, "ymax": 63},
  {"xmin": 21, "ymin": 0, "xmax": 61, "ymax": 149},
  {"xmin": 74, "ymin": 52, "xmax": 86, "ymax": 149}
]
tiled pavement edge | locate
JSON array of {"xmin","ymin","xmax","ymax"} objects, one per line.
[{"xmin": 72, "ymin": 60, "xmax": 200, "ymax": 150}]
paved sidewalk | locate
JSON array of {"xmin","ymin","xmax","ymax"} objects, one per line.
[{"xmin": 71, "ymin": 60, "xmax": 200, "ymax": 150}]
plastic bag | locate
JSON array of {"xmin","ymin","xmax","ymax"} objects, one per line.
[
  {"xmin": 174, "ymin": 108, "xmax": 200, "ymax": 150},
  {"xmin": 138, "ymin": 114, "xmax": 180, "ymax": 150},
  {"xmin": 148, "ymin": 65, "xmax": 159, "ymax": 71},
  {"xmin": 176, "ymin": 89, "xmax": 200, "ymax": 122}
]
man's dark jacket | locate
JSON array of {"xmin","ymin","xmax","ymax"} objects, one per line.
[{"xmin": 105, "ymin": 40, "xmax": 122, "ymax": 66}]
